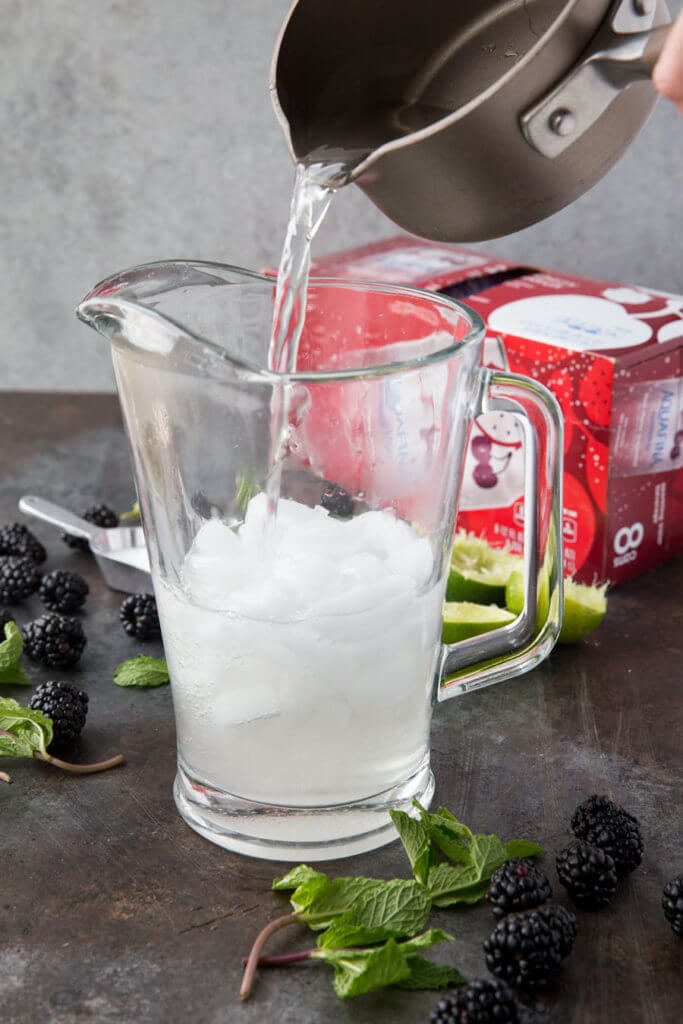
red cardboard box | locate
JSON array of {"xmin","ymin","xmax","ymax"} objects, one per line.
[{"xmin": 307, "ymin": 237, "xmax": 683, "ymax": 586}]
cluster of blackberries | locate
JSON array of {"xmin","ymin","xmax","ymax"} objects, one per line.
[
  {"xmin": 432, "ymin": 794, "xmax": 680, "ymax": 1022},
  {"xmin": 557, "ymin": 794, "xmax": 643, "ymax": 909}
]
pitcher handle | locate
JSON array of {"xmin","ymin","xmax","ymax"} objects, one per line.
[{"xmin": 437, "ymin": 369, "xmax": 564, "ymax": 702}]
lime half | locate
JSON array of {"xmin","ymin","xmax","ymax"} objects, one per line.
[
  {"xmin": 447, "ymin": 532, "xmax": 523, "ymax": 606},
  {"xmin": 442, "ymin": 601, "xmax": 517, "ymax": 644},
  {"xmin": 505, "ymin": 570, "xmax": 607, "ymax": 644}
]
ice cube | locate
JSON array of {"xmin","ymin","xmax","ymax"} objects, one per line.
[
  {"xmin": 211, "ymin": 677, "xmax": 280, "ymax": 726},
  {"xmin": 385, "ymin": 536, "xmax": 434, "ymax": 588}
]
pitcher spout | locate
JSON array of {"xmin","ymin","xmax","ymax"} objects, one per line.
[{"xmin": 76, "ymin": 260, "xmax": 276, "ymax": 376}]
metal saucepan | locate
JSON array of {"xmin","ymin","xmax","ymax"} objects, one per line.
[
  {"xmin": 19, "ymin": 495, "xmax": 152, "ymax": 594},
  {"xmin": 271, "ymin": 0, "xmax": 671, "ymax": 240}
]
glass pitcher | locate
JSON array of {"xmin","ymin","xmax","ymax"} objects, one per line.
[{"xmin": 78, "ymin": 261, "xmax": 562, "ymax": 861}]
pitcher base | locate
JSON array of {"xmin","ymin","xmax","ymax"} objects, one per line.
[{"xmin": 173, "ymin": 758, "xmax": 435, "ymax": 861}]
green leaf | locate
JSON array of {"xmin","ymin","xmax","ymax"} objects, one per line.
[
  {"xmin": 395, "ymin": 955, "xmax": 466, "ymax": 990},
  {"xmin": 504, "ymin": 839, "xmax": 544, "ymax": 859},
  {"xmin": 469, "ymin": 833, "xmax": 508, "ymax": 879},
  {"xmin": 114, "ymin": 655, "xmax": 169, "ymax": 688},
  {"xmin": 426, "ymin": 862, "xmax": 492, "ymax": 907},
  {"xmin": 272, "ymin": 865, "xmax": 326, "ymax": 892},
  {"xmin": 0, "ymin": 662, "xmax": 31, "ymax": 686},
  {"xmin": 399, "ymin": 929, "xmax": 453, "ymax": 954},
  {"xmin": 119, "ymin": 501, "xmax": 141, "ymax": 522},
  {"xmin": 348, "ymin": 879, "xmax": 432, "ymax": 935},
  {"xmin": 412, "ymin": 801, "xmax": 474, "ymax": 866},
  {"xmin": 0, "ymin": 623, "xmax": 31, "ymax": 685},
  {"xmin": 317, "ymin": 920, "xmax": 401, "ymax": 949},
  {"xmin": 0, "ymin": 697, "xmax": 52, "ymax": 758},
  {"xmin": 301, "ymin": 877, "xmax": 431, "ymax": 936},
  {"xmin": 289, "ymin": 875, "xmax": 331, "ymax": 917},
  {"xmin": 389, "ymin": 809, "xmax": 432, "ymax": 885},
  {"xmin": 314, "ymin": 939, "xmax": 411, "ymax": 998},
  {"xmin": 0, "ymin": 622, "xmax": 23, "ymax": 668}
]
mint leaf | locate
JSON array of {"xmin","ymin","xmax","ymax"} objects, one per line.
[
  {"xmin": 0, "ymin": 623, "xmax": 31, "ymax": 685},
  {"xmin": 317, "ymin": 921, "xmax": 401, "ymax": 949},
  {"xmin": 349, "ymin": 879, "xmax": 431, "ymax": 934},
  {"xmin": 469, "ymin": 833, "xmax": 508, "ymax": 879},
  {"xmin": 272, "ymin": 865, "xmax": 326, "ymax": 892},
  {"xmin": 119, "ymin": 501, "xmax": 141, "ymax": 522},
  {"xmin": 314, "ymin": 940, "xmax": 411, "ymax": 998},
  {"xmin": 300, "ymin": 877, "xmax": 431, "ymax": 935},
  {"xmin": 0, "ymin": 662, "xmax": 31, "ymax": 686},
  {"xmin": 0, "ymin": 697, "xmax": 52, "ymax": 758},
  {"xmin": 114, "ymin": 655, "xmax": 169, "ymax": 688},
  {"xmin": 505, "ymin": 839, "xmax": 544, "ymax": 859},
  {"xmin": 426, "ymin": 862, "xmax": 491, "ymax": 907},
  {"xmin": 413, "ymin": 802, "xmax": 474, "ymax": 865},
  {"xmin": 389, "ymin": 809, "xmax": 432, "ymax": 885},
  {"xmin": 395, "ymin": 955, "xmax": 466, "ymax": 990},
  {"xmin": 288, "ymin": 875, "xmax": 331, "ymax": 917}
]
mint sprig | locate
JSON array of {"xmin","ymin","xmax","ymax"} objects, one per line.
[
  {"xmin": 0, "ymin": 695, "xmax": 124, "ymax": 783},
  {"xmin": 114, "ymin": 655, "xmax": 169, "ymax": 688},
  {"xmin": 0, "ymin": 622, "xmax": 32, "ymax": 686},
  {"xmin": 242, "ymin": 803, "xmax": 543, "ymax": 1000}
]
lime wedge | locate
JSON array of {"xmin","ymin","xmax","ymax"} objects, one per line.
[
  {"xmin": 442, "ymin": 601, "xmax": 517, "ymax": 644},
  {"xmin": 558, "ymin": 579, "xmax": 608, "ymax": 644},
  {"xmin": 505, "ymin": 570, "xmax": 607, "ymax": 644},
  {"xmin": 447, "ymin": 532, "xmax": 523, "ymax": 606}
]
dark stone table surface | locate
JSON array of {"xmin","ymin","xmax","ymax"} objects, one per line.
[{"xmin": 1, "ymin": 392, "xmax": 681, "ymax": 1024}]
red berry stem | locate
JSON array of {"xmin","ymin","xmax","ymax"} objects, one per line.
[
  {"xmin": 240, "ymin": 913, "xmax": 304, "ymax": 1000},
  {"xmin": 34, "ymin": 751, "xmax": 125, "ymax": 774},
  {"xmin": 0, "ymin": 770, "xmax": 11, "ymax": 784}
]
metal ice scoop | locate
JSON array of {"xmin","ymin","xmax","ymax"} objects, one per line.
[{"xmin": 19, "ymin": 495, "xmax": 152, "ymax": 594}]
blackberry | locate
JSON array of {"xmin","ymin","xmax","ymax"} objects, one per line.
[
  {"xmin": 40, "ymin": 570, "xmax": 89, "ymax": 613},
  {"xmin": 486, "ymin": 858, "xmax": 552, "ymax": 918},
  {"xmin": 23, "ymin": 613, "xmax": 87, "ymax": 667},
  {"xmin": 62, "ymin": 503, "xmax": 118, "ymax": 551},
  {"xmin": 0, "ymin": 523, "xmax": 47, "ymax": 564},
  {"xmin": 321, "ymin": 482, "xmax": 354, "ymax": 517},
  {"xmin": 29, "ymin": 680, "xmax": 88, "ymax": 750},
  {"xmin": 430, "ymin": 979, "xmax": 519, "ymax": 1023},
  {"xmin": 662, "ymin": 875, "xmax": 683, "ymax": 937},
  {"xmin": 0, "ymin": 557, "xmax": 42, "ymax": 604},
  {"xmin": 119, "ymin": 593, "xmax": 160, "ymax": 641},
  {"xmin": 556, "ymin": 841, "xmax": 617, "ymax": 909},
  {"xmin": 483, "ymin": 904, "xmax": 575, "ymax": 990},
  {"xmin": 571, "ymin": 794, "xmax": 643, "ymax": 876}
]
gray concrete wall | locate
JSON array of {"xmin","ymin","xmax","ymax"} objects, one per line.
[{"xmin": 2, "ymin": 0, "xmax": 682, "ymax": 391}]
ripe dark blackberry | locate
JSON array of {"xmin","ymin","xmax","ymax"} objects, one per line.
[
  {"xmin": 62, "ymin": 503, "xmax": 118, "ymax": 550},
  {"xmin": 662, "ymin": 875, "xmax": 683, "ymax": 937},
  {"xmin": 23, "ymin": 613, "xmax": 87, "ymax": 667},
  {"xmin": 0, "ymin": 523, "xmax": 47, "ymax": 564},
  {"xmin": 486, "ymin": 858, "xmax": 552, "ymax": 918},
  {"xmin": 556, "ymin": 841, "xmax": 617, "ymax": 908},
  {"xmin": 571, "ymin": 794, "xmax": 643, "ymax": 876},
  {"xmin": 430, "ymin": 979, "xmax": 519, "ymax": 1023},
  {"xmin": 483, "ymin": 904, "xmax": 576, "ymax": 990},
  {"xmin": 321, "ymin": 483, "xmax": 354, "ymax": 518},
  {"xmin": 39, "ymin": 570, "xmax": 89, "ymax": 613},
  {"xmin": 29, "ymin": 680, "xmax": 89, "ymax": 750},
  {"xmin": 119, "ymin": 593, "xmax": 160, "ymax": 642},
  {"xmin": 0, "ymin": 557, "xmax": 42, "ymax": 604}
]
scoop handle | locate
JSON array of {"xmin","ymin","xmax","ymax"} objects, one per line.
[{"xmin": 18, "ymin": 495, "xmax": 98, "ymax": 540}]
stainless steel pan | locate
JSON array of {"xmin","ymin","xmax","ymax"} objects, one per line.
[{"xmin": 272, "ymin": 0, "xmax": 671, "ymax": 240}]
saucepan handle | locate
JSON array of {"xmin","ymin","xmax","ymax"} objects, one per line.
[
  {"xmin": 437, "ymin": 370, "xmax": 564, "ymax": 702},
  {"xmin": 522, "ymin": 2, "xmax": 671, "ymax": 160}
]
